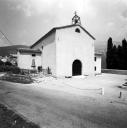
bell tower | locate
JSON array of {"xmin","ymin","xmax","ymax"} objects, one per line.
[{"xmin": 72, "ymin": 11, "xmax": 81, "ymax": 25}]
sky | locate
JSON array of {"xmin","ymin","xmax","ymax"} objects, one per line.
[{"xmin": 0, "ymin": 0, "xmax": 127, "ymax": 46}]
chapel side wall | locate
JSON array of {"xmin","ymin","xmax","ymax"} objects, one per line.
[
  {"xmin": 31, "ymin": 32, "xmax": 56, "ymax": 75},
  {"xmin": 56, "ymin": 26, "xmax": 95, "ymax": 77},
  {"xmin": 42, "ymin": 42, "xmax": 56, "ymax": 75}
]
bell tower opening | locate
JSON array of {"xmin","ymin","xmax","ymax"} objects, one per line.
[{"xmin": 72, "ymin": 11, "xmax": 81, "ymax": 25}]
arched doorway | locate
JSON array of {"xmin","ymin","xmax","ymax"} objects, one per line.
[{"xmin": 72, "ymin": 59, "xmax": 82, "ymax": 76}]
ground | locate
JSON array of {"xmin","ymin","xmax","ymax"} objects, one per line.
[
  {"xmin": 0, "ymin": 104, "xmax": 40, "ymax": 128},
  {"xmin": 0, "ymin": 73, "xmax": 127, "ymax": 128}
]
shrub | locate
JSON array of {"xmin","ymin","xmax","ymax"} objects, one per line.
[
  {"xmin": 5, "ymin": 61, "xmax": 12, "ymax": 66},
  {"xmin": 0, "ymin": 74, "xmax": 33, "ymax": 84},
  {"xmin": 30, "ymin": 69, "xmax": 37, "ymax": 74},
  {"xmin": 20, "ymin": 69, "xmax": 30, "ymax": 75},
  {"xmin": 0, "ymin": 60, "xmax": 4, "ymax": 66},
  {"xmin": 38, "ymin": 66, "xmax": 42, "ymax": 72},
  {"xmin": 0, "ymin": 65, "xmax": 21, "ymax": 74},
  {"xmin": 11, "ymin": 66, "xmax": 20, "ymax": 74}
]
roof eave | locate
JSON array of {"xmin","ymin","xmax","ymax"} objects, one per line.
[
  {"xmin": 31, "ymin": 24, "xmax": 96, "ymax": 48},
  {"xmin": 18, "ymin": 48, "xmax": 42, "ymax": 54},
  {"xmin": 31, "ymin": 28, "xmax": 56, "ymax": 48}
]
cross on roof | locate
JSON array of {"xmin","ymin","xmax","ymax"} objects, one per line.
[{"xmin": 72, "ymin": 11, "xmax": 81, "ymax": 25}]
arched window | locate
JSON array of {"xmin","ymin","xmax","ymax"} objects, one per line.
[{"xmin": 75, "ymin": 28, "xmax": 80, "ymax": 33}]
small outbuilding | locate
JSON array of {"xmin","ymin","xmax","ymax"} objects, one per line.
[{"xmin": 17, "ymin": 48, "xmax": 42, "ymax": 70}]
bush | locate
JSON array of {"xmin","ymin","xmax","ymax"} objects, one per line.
[
  {"xmin": 12, "ymin": 66, "xmax": 21, "ymax": 74},
  {"xmin": 5, "ymin": 61, "xmax": 12, "ymax": 66},
  {"xmin": 0, "ymin": 74, "xmax": 33, "ymax": 84},
  {"xmin": 0, "ymin": 65, "xmax": 21, "ymax": 74},
  {"xmin": 30, "ymin": 69, "xmax": 37, "ymax": 74},
  {"xmin": 0, "ymin": 60, "xmax": 4, "ymax": 66},
  {"xmin": 38, "ymin": 66, "xmax": 42, "ymax": 72},
  {"xmin": 20, "ymin": 69, "xmax": 30, "ymax": 75}
]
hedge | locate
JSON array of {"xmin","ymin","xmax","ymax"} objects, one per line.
[{"xmin": 0, "ymin": 65, "xmax": 20, "ymax": 74}]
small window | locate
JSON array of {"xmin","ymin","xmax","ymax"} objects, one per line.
[
  {"xmin": 42, "ymin": 46, "xmax": 43, "ymax": 49},
  {"xmin": 94, "ymin": 57, "xmax": 96, "ymax": 61},
  {"xmin": 94, "ymin": 66, "xmax": 96, "ymax": 71},
  {"xmin": 32, "ymin": 54, "xmax": 36, "ymax": 57},
  {"xmin": 31, "ymin": 59, "xmax": 36, "ymax": 68},
  {"xmin": 75, "ymin": 28, "xmax": 80, "ymax": 33}
]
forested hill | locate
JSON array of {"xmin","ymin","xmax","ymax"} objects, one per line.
[{"xmin": 0, "ymin": 45, "xmax": 29, "ymax": 56}]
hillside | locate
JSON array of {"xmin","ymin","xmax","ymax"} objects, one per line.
[{"xmin": 0, "ymin": 45, "xmax": 29, "ymax": 56}]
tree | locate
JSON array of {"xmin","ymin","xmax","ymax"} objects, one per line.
[
  {"xmin": 122, "ymin": 38, "xmax": 127, "ymax": 69},
  {"xmin": 106, "ymin": 37, "xmax": 114, "ymax": 69},
  {"xmin": 107, "ymin": 37, "xmax": 113, "ymax": 51},
  {"xmin": 112, "ymin": 45, "xmax": 118, "ymax": 69},
  {"xmin": 117, "ymin": 45, "xmax": 122, "ymax": 69},
  {"xmin": 106, "ymin": 38, "xmax": 127, "ymax": 70},
  {"xmin": 0, "ymin": 60, "xmax": 4, "ymax": 66}
]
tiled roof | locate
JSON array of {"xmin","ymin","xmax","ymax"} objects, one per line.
[{"xmin": 18, "ymin": 48, "xmax": 41, "ymax": 54}]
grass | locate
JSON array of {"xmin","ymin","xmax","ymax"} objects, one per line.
[
  {"xmin": 0, "ymin": 73, "xmax": 33, "ymax": 84},
  {"xmin": 102, "ymin": 69, "xmax": 127, "ymax": 75},
  {"xmin": 0, "ymin": 103, "xmax": 40, "ymax": 128}
]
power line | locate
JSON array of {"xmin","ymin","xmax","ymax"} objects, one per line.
[{"xmin": 0, "ymin": 29, "xmax": 13, "ymax": 45}]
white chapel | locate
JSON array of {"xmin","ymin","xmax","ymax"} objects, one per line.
[{"xmin": 17, "ymin": 13, "xmax": 101, "ymax": 77}]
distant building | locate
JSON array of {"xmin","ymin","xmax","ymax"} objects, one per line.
[{"xmin": 17, "ymin": 13, "xmax": 102, "ymax": 76}]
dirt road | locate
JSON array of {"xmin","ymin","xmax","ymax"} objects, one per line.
[{"xmin": 0, "ymin": 80, "xmax": 127, "ymax": 128}]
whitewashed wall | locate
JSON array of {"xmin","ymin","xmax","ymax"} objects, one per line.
[
  {"xmin": 56, "ymin": 26, "xmax": 95, "ymax": 76},
  {"xmin": 94, "ymin": 55, "xmax": 101, "ymax": 74},
  {"xmin": 42, "ymin": 42, "xmax": 56, "ymax": 75},
  {"xmin": 17, "ymin": 52, "xmax": 41, "ymax": 70},
  {"xmin": 32, "ymin": 32, "xmax": 56, "ymax": 75}
]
